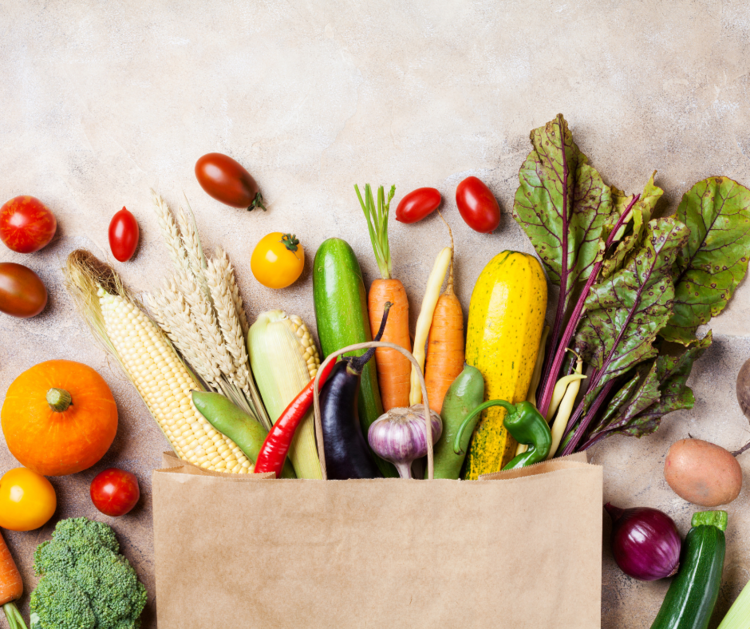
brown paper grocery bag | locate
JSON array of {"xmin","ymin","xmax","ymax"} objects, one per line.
[
  {"xmin": 153, "ymin": 453, "xmax": 602, "ymax": 628},
  {"xmin": 153, "ymin": 346, "xmax": 602, "ymax": 628}
]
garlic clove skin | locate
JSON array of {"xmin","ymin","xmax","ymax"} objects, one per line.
[{"xmin": 367, "ymin": 405, "xmax": 442, "ymax": 479}]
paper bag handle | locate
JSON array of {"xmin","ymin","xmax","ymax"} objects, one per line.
[{"xmin": 313, "ymin": 341, "xmax": 434, "ymax": 480}]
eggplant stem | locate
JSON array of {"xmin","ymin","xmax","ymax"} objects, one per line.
[{"xmin": 349, "ymin": 302, "xmax": 392, "ymax": 373}]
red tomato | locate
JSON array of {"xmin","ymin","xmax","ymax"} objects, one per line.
[
  {"xmin": 455, "ymin": 176, "xmax": 501, "ymax": 233},
  {"xmin": 0, "ymin": 262, "xmax": 47, "ymax": 318},
  {"xmin": 195, "ymin": 153, "xmax": 266, "ymax": 211},
  {"xmin": 90, "ymin": 468, "xmax": 140, "ymax": 517},
  {"xmin": 108, "ymin": 207, "xmax": 140, "ymax": 262},
  {"xmin": 0, "ymin": 196, "xmax": 57, "ymax": 253},
  {"xmin": 395, "ymin": 188, "xmax": 442, "ymax": 223}
]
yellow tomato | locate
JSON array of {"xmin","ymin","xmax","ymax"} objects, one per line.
[
  {"xmin": 0, "ymin": 467, "xmax": 56, "ymax": 531},
  {"xmin": 251, "ymin": 232, "xmax": 305, "ymax": 289}
]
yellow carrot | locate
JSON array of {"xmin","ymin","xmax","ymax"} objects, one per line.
[{"xmin": 409, "ymin": 246, "xmax": 453, "ymax": 405}]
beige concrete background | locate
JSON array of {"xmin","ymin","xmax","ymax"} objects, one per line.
[{"xmin": 1, "ymin": 0, "xmax": 750, "ymax": 626}]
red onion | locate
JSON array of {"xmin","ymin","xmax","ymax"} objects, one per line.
[{"xmin": 605, "ymin": 503, "xmax": 681, "ymax": 581}]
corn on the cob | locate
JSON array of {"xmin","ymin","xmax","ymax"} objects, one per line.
[
  {"xmin": 64, "ymin": 250, "xmax": 252, "ymax": 474},
  {"xmin": 247, "ymin": 311, "xmax": 322, "ymax": 479}
]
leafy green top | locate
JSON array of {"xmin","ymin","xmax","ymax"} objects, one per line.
[{"xmin": 356, "ymin": 184, "xmax": 396, "ymax": 280}]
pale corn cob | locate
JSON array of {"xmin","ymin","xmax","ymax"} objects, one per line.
[
  {"xmin": 247, "ymin": 311, "xmax": 322, "ymax": 479},
  {"xmin": 98, "ymin": 289, "xmax": 252, "ymax": 473}
]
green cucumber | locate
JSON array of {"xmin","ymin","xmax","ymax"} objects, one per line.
[
  {"xmin": 192, "ymin": 391, "xmax": 295, "ymax": 478},
  {"xmin": 312, "ymin": 238, "xmax": 396, "ymax": 477},
  {"xmin": 651, "ymin": 510, "xmax": 727, "ymax": 629},
  {"xmin": 428, "ymin": 365, "xmax": 485, "ymax": 479}
]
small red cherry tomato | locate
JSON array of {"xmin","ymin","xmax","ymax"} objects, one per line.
[
  {"xmin": 90, "ymin": 468, "xmax": 140, "ymax": 517},
  {"xmin": 455, "ymin": 176, "xmax": 501, "ymax": 233},
  {"xmin": 108, "ymin": 207, "xmax": 140, "ymax": 262},
  {"xmin": 395, "ymin": 187, "xmax": 442, "ymax": 224},
  {"xmin": 195, "ymin": 153, "xmax": 266, "ymax": 211},
  {"xmin": 0, "ymin": 196, "xmax": 57, "ymax": 253}
]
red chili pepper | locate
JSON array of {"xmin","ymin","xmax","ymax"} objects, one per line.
[{"xmin": 254, "ymin": 358, "xmax": 337, "ymax": 478}]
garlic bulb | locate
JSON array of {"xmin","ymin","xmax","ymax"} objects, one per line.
[{"xmin": 367, "ymin": 405, "xmax": 442, "ymax": 479}]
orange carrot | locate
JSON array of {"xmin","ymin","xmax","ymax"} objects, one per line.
[
  {"xmin": 1, "ymin": 530, "xmax": 26, "ymax": 629},
  {"xmin": 424, "ymin": 222, "xmax": 465, "ymax": 412},
  {"xmin": 368, "ymin": 278, "xmax": 412, "ymax": 410},
  {"xmin": 356, "ymin": 183, "xmax": 412, "ymax": 411}
]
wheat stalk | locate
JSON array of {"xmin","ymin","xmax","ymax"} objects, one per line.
[
  {"xmin": 217, "ymin": 249, "xmax": 250, "ymax": 334},
  {"xmin": 175, "ymin": 201, "xmax": 209, "ymax": 297},
  {"xmin": 205, "ymin": 256, "xmax": 248, "ymax": 383},
  {"xmin": 151, "ymin": 190, "xmax": 191, "ymax": 275},
  {"xmin": 178, "ymin": 269, "xmax": 235, "ymax": 377},
  {"xmin": 148, "ymin": 191, "xmax": 270, "ymax": 426},
  {"xmin": 147, "ymin": 284, "xmax": 221, "ymax": 388}
]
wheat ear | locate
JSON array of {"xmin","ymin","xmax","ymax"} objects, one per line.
[
  {"xmin": 216, "ymin": 249, "xmax": 250, "ymax": 335},
  {"xmin": 178, "ymin": 270, "xmax": 235, "ymax": 376},
  {"xmin": 205, "ymin": 257, "xmax": 250, "ymax": 386},
  {"xmin": 151, "ymin": 190, "xmax": 191, "ymax": 275}
]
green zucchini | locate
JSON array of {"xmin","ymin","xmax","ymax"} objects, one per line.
[
  {"xmin": 428, "ymin": 365, "xmax": 485, "ymax": 479},
  {"xmin": 651, "ymin": 510, "xmax": 727, "ymax": 629},
  {"xmin": 312, "ymin": 238, "xmax": 396, "ymax": 477}
]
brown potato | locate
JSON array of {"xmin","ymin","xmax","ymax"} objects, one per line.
[
  {"xmin": 738, "ymin": 357, "xmax": 750, "ymax": 419},
  {"xmin": 664, "ymin": 438, "xmax": 742, "ymax": 507}
]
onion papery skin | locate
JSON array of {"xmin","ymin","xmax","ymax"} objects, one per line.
[
  {"xmin": 605, "ymin": 503, "xmax": 682, "ymax": 581},
  {"xmin": 368, "ymin": 406, "xmax": 442, "ymax": 479}
]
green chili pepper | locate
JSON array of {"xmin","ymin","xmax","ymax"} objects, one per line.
[{"xmin": 454, "ymin": 399, "xmax": 551, "ymax": 471}]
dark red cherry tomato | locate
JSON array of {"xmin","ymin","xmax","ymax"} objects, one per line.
[
  {"xmin": 455, "ymin": 176, "xmax": 501, "ymax": 233},
  {"xmin": 395, "ymin": 187, "xmax": 442, "ymax": 224},
  {"xmin": 0, "ymin": 262, "xmax": 48, "ymax": 318},
  {"xmin": 195, "ymin": 153, "xmax": 266, "ymax": 211},
  {"xmin": 108, "ymin": 207, "xmax": 140, "ymax": 262},
  {"xmin": 90, "ymin": 468, "xmax": 140, "ymax": 517},
  {"xmin": 0, "ymin": 196, "xmax": 57, "ymax": 253}
]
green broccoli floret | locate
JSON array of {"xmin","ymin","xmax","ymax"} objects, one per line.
[
  {"xmin": 29, "ymin": 572, "xmax": 96, "ymax": 629},
  {"xmin": 30, "ymin": 518, "xmax": 147, "ymax": 629},
  {"xmin": 45, "ymin": 518, "xmax": 120, "ymax": 552}
]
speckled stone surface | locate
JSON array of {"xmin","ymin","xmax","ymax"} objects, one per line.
[{"xmin": 1, "ymin": 1, "xmax": 750, "ymax": 627}]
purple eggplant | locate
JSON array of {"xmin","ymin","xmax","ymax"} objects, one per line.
[{"xmin": 320, "ymin": 304, "xmax": 391, "ymax": 480}]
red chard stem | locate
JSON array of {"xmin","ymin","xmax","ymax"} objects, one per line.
[{"xmin": 538, "ymin": 195, "xmax": 639, "ymax": 418}]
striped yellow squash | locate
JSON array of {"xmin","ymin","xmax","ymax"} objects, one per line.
[{"xmin": 463, "ymin": 251, "xmax": 547, "ymax": 479}]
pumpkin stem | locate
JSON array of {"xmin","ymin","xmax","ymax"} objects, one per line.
[{"xmin": 47, "ymin": 388, "xmax": 73, "ymax": 412}]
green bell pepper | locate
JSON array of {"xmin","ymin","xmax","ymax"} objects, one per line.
[{"xmin": 454, "ymin": 399, "xmax": 552, "ymax": 471}]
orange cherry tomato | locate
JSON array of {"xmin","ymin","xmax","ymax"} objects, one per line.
[
  {"xmin": 251, "ymin": 233, "xmax": 305, "ymax": 289},
  {"xmin": 0, "ymin": 467, "xmax": 57, "ymax": 531}
]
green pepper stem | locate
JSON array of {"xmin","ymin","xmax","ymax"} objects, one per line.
[
  {"xmin": 692, "ymin": 510, "xmax": 728, "ymax": 531},
  {"xmin": 453, "ymin": 399, "xmax": 515, "ymax": 455}
]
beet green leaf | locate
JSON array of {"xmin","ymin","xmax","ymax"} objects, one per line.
[
  {"xmin": 513, "ymin": 114, "xmax": 614, "ymax": 312},
  {"xmin": 660, "ymin": 177, "xmax": 750, "ymax": 344},
  {"xmin": 575, "ymin": 218, "xmax": 690, "ymax": 402}
]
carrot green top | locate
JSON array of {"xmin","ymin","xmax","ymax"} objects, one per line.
[{"xmin": 355, "ymin": 184, "xmax": 396, "ymax": 280}]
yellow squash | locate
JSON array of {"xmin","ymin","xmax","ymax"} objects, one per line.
[{"xmin": 463, "ymin": 251, "xmax": 547, "ymax": 479}]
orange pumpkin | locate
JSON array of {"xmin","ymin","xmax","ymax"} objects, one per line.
[{"xmin": 1, "ymin": 359, "xmax": 118, "ymax": 476}]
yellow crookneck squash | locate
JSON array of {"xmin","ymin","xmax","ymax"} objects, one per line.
[{"xmin": 463, "ymin": 251, "xmax": 547, "ymax": 479}]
